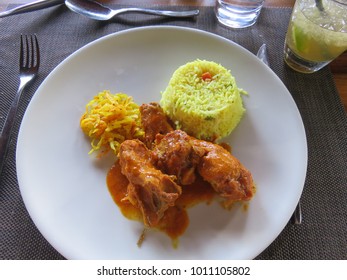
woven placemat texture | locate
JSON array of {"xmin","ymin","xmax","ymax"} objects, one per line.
[{"xmin": 0, "ymin": 5, "xmax": 346, "ymax": 260}]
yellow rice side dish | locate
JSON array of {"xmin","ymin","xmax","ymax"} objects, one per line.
[
  {"xmin": 80, "ymin": 90, "xmax": 144, "ymax": 156},
  {"xmin": 160, "ymin": 60, "xmax": 246, "ymax": 141}
]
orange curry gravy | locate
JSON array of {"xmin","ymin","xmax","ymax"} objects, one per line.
[{"xmin": 106, "ymin": 160, "xmax": 216, "ymax": 245}]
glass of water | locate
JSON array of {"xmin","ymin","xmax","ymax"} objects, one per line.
[{"xmin": 215, "ymin": 0, "xmax": 265, "ymax": 28}]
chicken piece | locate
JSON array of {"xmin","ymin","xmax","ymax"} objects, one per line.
[
  {"xmin": 119, "ymin": 139, "xmax": 182, "ymax": 227},
  {"xmin": 153, "ymin": 130, "xmax": 199, "ymax": 185},
  {"xmin": 191, "ymin": 138, "xmax": 254, "ymax": 204},
  {"xmin": 152, "ymin": 130, "xmax": 254, "ymax": 204},
  {"xmin": 140, "ymin": 102, "xmax": 174, "ymax": 148}
]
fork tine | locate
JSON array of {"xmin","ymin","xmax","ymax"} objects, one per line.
[
  {"xmin": 20, "ymin": 34, "xmax": 40, "ymax": 69},
  {"xmin": 30, "ymin": 35, "xmax": 34, "ymax": 68},
  {"xmin": 19, "ymin": 34, "xmax": 24, "ymax": 67},
  {"xmin": 34, "ymin": 34, "xmax": 40, "ymax": 68},
  {"xmin": 25, "ymin": 35, "xmax": 30, "ymax": 68}
]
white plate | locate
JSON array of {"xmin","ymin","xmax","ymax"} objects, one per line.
[{"xmin": 16, "ymin": 26, "xmax": 307, "ymax": 260}]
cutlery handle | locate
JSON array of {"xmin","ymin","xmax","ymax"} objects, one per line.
[
  {"xmin": 291, "ymin": 201, "xmax": 302, "ymax": 224},
  {"xmin": 0, "ymin": 86, "xmax": 24, "ymax": 175},
  {"xmin": 0, "ymin": 0, "xmax": 64, "ymax": 18},
  {"xmin": 120, "ymin": 8, "xmax": 200, "ymax": 18},
  {"xmin": 256, "ymin": 44, "xmax": 270, "ymax": 66}
]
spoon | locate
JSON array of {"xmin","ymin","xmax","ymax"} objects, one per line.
[
  {"xmin": 65, "ymin": 0, "xmax": 200, "ymax": 21},
  {"xmin": 0, "ymin": 0, "xmax": 64, "ymax": 18}
]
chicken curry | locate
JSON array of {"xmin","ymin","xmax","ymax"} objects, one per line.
[{"xmin": 106, "ymin": 103, "xmax": 255, "ymax": 245}]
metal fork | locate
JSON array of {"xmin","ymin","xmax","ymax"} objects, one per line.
[{"xmin": 0, "ymin": 34, "xmax": 40, "ymax": 175}]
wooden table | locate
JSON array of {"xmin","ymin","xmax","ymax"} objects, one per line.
[{"xmin": 1, "ymin": 0, "xmax": 346, "ymax": 111}]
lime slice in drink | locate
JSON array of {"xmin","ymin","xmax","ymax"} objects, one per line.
[{"xmin": 292, "ymin": 24, "xmax": 308, "ymax": 53}]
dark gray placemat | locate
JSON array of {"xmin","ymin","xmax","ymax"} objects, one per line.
[{"xmin": 0, "ymin": 5, "xmax": 346, "ymax": 260}]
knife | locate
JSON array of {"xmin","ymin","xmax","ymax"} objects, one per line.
[
  {"xmin": 256, "ymin": 43, "xmax": 303, "ymax": 225},
  {"xmin": 0, "ymin": 0, "xmax": 64, "ymax": 18}
]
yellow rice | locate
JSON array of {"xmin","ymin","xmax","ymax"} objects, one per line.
[{"xmin": 160, "ymin": 59, "xmax": 246, "ymax": 141}]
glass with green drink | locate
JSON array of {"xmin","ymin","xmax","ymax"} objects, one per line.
[{"xmin": 284, "ymin": 0, "xmax": 347, "ymax": 73}]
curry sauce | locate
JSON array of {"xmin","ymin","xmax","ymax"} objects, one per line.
[{"xmin": 106, "ymin": 160, "xmax": 216, "ymax": 244}]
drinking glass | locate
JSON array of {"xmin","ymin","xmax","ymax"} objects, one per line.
[
  {"xmin": 284, "ymin": 0, "xmax": 347, "ymax": 73},
  {"xmin": 215, "ymin": 0, "xmax": 265, "ymax": 28}
]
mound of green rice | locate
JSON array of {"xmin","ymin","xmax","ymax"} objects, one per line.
[{"xmin": 160, "ymin": 59, "xmax": 246, "ymax": 141}]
